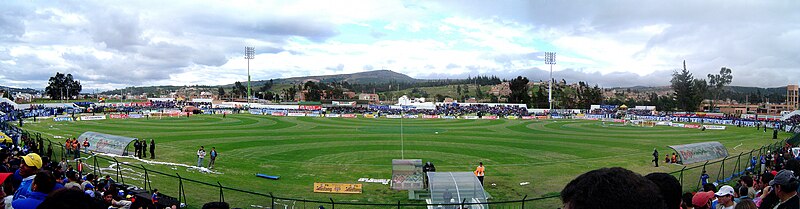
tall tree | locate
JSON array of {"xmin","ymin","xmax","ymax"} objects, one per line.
[
  {"xmin": 303, "ymin": 81, "xmax": 322, "ymax": 101},
  {"xmin": 670, "ymin": 61, "xmax": 708, "ymax": 112},
  {"xmin": 233, "ymin": 82, "xmax": 246, "ymax": 98},
  {"xmin": 508, "ymin": 76, "xmax": 531, "ymax": 104},
  {"xmin": 707, "ymin": 67, "xmax": 733, "ymax": 112},
  {"xmin": 217, "ymin": 87, "xmax": 225, "ymax": 98},
  {"xmin": 45, "ymin": 72, "xmax": 82, "ymax": 100},
  {"xmin": 671, "ymin": 61, "xmax": 696, "ymax": 111}
]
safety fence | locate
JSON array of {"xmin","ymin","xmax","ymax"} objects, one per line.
[
  {"xmin": 668, "ymin": 139, "xmax": 786, "ymax": 192},
  {"xmin": 0, "ymin": 119, "xmax": 790, "ymax": 209}
]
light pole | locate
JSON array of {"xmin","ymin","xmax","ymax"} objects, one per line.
[
  {"xmin": 544, "ymin": 52, "xmax": 556, "ymax": 116},
  {"xmin": 244, "ymin": 47, "xmax": 255, "ymax": 104}
]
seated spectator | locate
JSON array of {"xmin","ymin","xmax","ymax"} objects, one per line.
[
  {"xmin": 102, "ymin": 191, "xmax": 131, "ymax": 209},
  {"xmin": 36, "ymin": 188, "xmax": 104, "ymax": 209},
  {"xmin": 693, "ymin": 191, "xmax": 715, "ymax": 209},
  {"xmin": 561, "ymin": 167, "xmax": 666, "ymax": 209},
  {"xmin": 768, "ymin": 170, "xmax": 799, "ymax": 209},
  {"xmin": 714, "ymin": 185, "xmax": 737, "ymax": 209},
  {"xmin": 12, "ymin": 171, "xmax": 55, "ymax": 209}
]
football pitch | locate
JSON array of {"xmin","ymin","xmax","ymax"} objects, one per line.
[{"xmin": 20, "ymin": 114, "xmax": 790, "ymax": 208}]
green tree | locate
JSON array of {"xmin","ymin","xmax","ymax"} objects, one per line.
[
  {"xmin": 217, "ymin": 87, "xmax": 226, "ymax": 98},
  {"xmin": 508, "ymin": 76, "xmax": 531, "ymax": 104},
  {"xmin": 233, "ymin": 82, "xmax": 246, "ymax": 98},
  {"xmin": 671, "ymin": 61, "xmax": 697, "ymax": 111},
  {"xmin": 707, "ymin": 67, "xmax": 733, "ymax": 112},
  {"xmin": 303, "ymin": 81, "xmax": 322, "ymax": 101},
  {"xmin": 45, "ymin": 72, "xmax": 82, "ymax": 100}
]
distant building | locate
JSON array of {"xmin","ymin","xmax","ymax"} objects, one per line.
[
  {"xmin": 343, "ymin": 91, "xmax": 357, "ymax": 99},
  {"xmin": 788, "ymin": 84, "xmax": 799, "ymax": 111},
  {"xmin": 488, "ymin": 82, "xmax": 511, "ymax": 96},
  {"xmin": 359, "ymin": 93, "xmax": 379, "ymax": 103}
]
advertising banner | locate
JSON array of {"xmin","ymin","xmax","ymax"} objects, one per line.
[
  {"xmin": 684, "ymin": 124, "xmax": 701, "ymax": 129},
  {"xmin": 80, "ymin": 115, "xmax": 107, "ymax": 121},
  {"xmin": 422, "ymin": 115, "xmax": 439, "ymax": 119},
  {"xmin": 342, "ymin": 114, "xmax": 357, "ymax": 118},
  {"xmin": 506, "ymin": 116, "xmax": 518, "ymax": 119},
  {"xmin": 77, "ymin": 131, "xmax": 137, "ymax": 156},
  {"xmin": 109, "ymin": 114, "xmax": 129, "ymax": 119},
  {"xmin": 482, "ymin": 116, "xmax": 498, "ymax": 120},
  {"xmin": 391, "ymin": 159, "xmax": 424, "ymax": 190},
  {"xmin": 272, "ymin": 112, "xmax": 287, "ymax": 116},
  {"xmin": 299, "ymin": 105, "xmax": 321, "ymax": 110},
  {"xmin": 403, "ymin": 114, "xmax": 418, "ymax": 119},
  {"xmin": 461, "ymin": 116, "xmax": 479, "ymax": 120},
  {"xmin": 441, "ymin": 116, "xmax": 456, "ymax": 119},
  {"xmin": 521, "ymin": 116, "xmax": 535, "ymax": 120},
  {"xmin": 656, "ymin": 121, "xmax": 672, "ymax": 126},
  {"xmin": 326, "ymin": 114, "xmax": 341, "ymax": 118},
  {"xmin": 386, "ymin": 115, "xmax": 401, "ymax": 119},
  {"xmin": 128, "ymin": 114, "xmax": 143, "ymax": 119},
  {"xmin": 669, "ymin": 142, "xmax": 729, "ymax": 165},
  {"xmin": 332, "ymin": 101, "xmax": 356, "ymax": 107},
  {"xmin": 702, "ymin": 125, "xmax": 727, "ymax": 130},
  {"xmin": 249, "ymin": 109, "xmax": 263, "ymax": 115},
  {"xmin": 306, "ymin": 113, "xmax": 320, "ymax": 117},
  {"xmin": 288, "ymin": 113, "xmax": 306, "ymax": 117},
  {"xmin": 53, "ymin": 117, "xmax": 74, "ymax": 122},
  {"xmin": 536, "ymin": 116, "xmax": 548, "ymax": 119},
  {"xmin": 313, "ymin": 183, "xmax": 363, "ymax": 194}
]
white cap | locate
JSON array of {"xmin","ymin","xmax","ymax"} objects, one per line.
[{"xmin": 715, "ymin": 185, "xmax": 735, "ymax": 197}]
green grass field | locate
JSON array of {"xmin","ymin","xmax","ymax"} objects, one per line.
[{"xmin": 17, "ymin": 114, "xmax": 790, "ymax": 208}]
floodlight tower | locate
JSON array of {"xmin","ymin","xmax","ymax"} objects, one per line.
[
  {"xmin": 544, "ymin": 52, "xmax": 556, "ymax": 115},
  {"xmin": 245, "ymin": 47, "xmax": 255, "ymax": 104}
]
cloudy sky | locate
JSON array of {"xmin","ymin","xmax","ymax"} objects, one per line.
[{"xmin": 1, "ymin": 0, "xmax": 799, "ymax": 91}]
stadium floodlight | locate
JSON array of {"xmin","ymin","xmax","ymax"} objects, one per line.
[
  {"xmin": 544, "ymin": 52, "xmax": 556, "ymax": 116},
  {"xmin": 245, "ymin": 46, "xmax": 255, "ymax": 104}
]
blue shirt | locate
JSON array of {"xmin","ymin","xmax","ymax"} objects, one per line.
[
  {"xmin": 13, "ymin": 174, "xmax": 35, "ymax": 201},
  {"xmin": 11, "ymin": 191, "xmax": 47, "ymax": 209},
  {"xmin": 701, "ymin": 174, "xmax": 710, "ymax": 185}
]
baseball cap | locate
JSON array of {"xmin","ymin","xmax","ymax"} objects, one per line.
[
  {"xmin": 0, "ymin": 173, "xmax": 12, "ymax": 184},
  {"xmin": 85, "ymin": 183, "xmax": 94, "ymax": 189},
  {"xmin": 692, "ymin": 191, "xmax": 715, "ymax": 207},
  {"xmin": 21, "ymin": 153, "xmax": 43, "ymax": 169},
  {"xmin": 770, "ymin": 170, "xmax": 797, "ymax": 186},
  {"xmin": 715, "ymin": 185, "xmax": 735, "ymax": 197}
]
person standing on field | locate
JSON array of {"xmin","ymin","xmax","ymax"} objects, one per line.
[
  {"xmin": 196, "ymin": 146, "xmax": 206, "ymax": 167},
  {"xmin": 208, "ymin": 147, "xmax": 218, "ymax": 169},
  {"xmin": 653, "ymin": 148, "xmax": 659, "ymax": 167},
  {"xmin": 474, "ymin": 162, "xmax": 485, "ymax": 185},
  {"xmin": 149, "ymin": 139, "xmax": 155, "ymax": 159}
]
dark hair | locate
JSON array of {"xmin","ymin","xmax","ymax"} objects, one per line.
[
  {"xmin": 738, "ymin": 185, "xmax": 749, "ymax": 198},
  {"xmin": 37, "ymin": 188, "xmax": 103, "ymax": 209},
  {"xmin": 202, "ymin": 202, "xmax": 230, "ymax": 209},
  {"xmin": 703, "ymin": 183, "xmax": 717, "ymax": 192},
  {"xmin": 33, "ymin": 171, "xmax": 56, "ymax": 193},
  {"xmin": 681, "ymin": 192, "xmax": 694, "ymax": 209},
  {"xmin": 734, "ymin": 199, "xmax": 757, "ymax": 209},
  {"xmin": 645, "ymin": 173, "xmax": 682, "ymax": 209},
  {"xmin": 740, "ymin": 175, "xmax": 754, "ymax": 187},
  {"xmin": 785, "ymin": 159, "xmax": 800, "ymax": 174},
  {"xmin": 761, "ymin": 173, "xmax": 775, "ymax": 185},
  {"xmin": 561, "ymin": 167, "xmax": 666, "ymax": 209}
]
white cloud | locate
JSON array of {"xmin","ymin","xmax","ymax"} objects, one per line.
[{"xmin": 1, "ymin": 0, "xmax": 799, "ymax": 91}]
